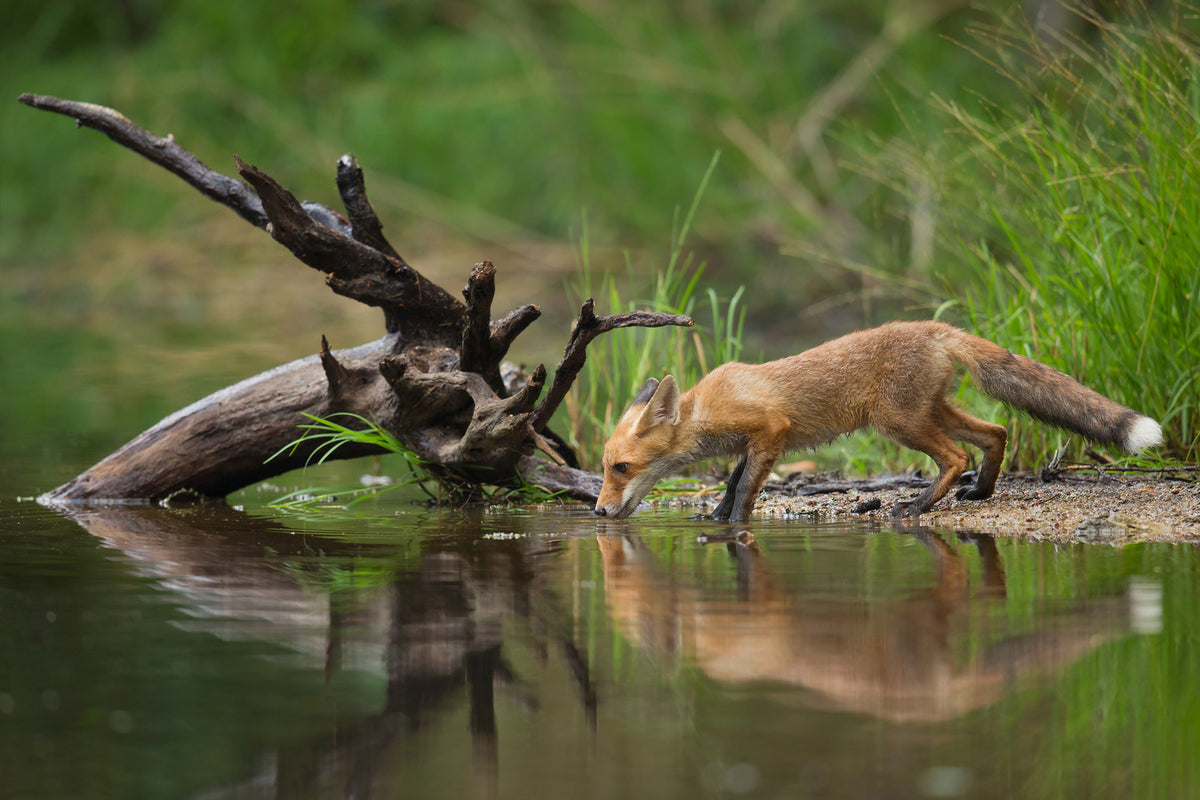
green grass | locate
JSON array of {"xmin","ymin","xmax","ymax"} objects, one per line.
[
  {"xmin": 265, "ymin": 412, "xmax": 438, "ymax": 507},
  {"xmin": 4, "ymin": 1, "xmax": 1019, "ymax": 269},
  {"xmin": 928, "ymin": 7, "xmax": 1200, "ymax": 466},
  {"xmin": 267, "ymin": 411, "xmax": 569, "ymax": 510}
]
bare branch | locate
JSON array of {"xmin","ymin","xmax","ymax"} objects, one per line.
[
  {"xmin": 335, "ymin": 154, "xmax": 405, "ymax": 262},
  {"xmin": 235, "ymin": 156, "xmax": 465, "ymax": 341},
  {"xmin": 18, "ymin": 93, "xmax": 473, "ymax": 345},
  {"xmin": 530, "ymin": 299, "xmax": 694, "ymax": 431},
  {"xmin": 459, "ymin": 261, "xmax": 501, "ymax": 387},
  {"xmin": 491, "ymin": 304, "xmax": 542, "ymax": 352},
  {"xmin": 18, "ymin": 93, "xmax": 268, "ymax": 229},
  {"xmin": 460, "ymin": 262, "xmax": 544, "ymax": 393}
]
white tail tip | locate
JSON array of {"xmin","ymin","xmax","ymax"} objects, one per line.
[{"xmin": 1124, "ymin": 416, "xmax": 1163, "ymax": 452}]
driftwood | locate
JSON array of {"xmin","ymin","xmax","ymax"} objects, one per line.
[{"xmin": 22, "ymin": 93, "xmax": 693, "ymax": 504}]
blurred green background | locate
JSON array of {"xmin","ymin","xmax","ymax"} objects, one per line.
[{"xmin": 3, "ymin": 0, "xmax": 1196, "ymax": 490}]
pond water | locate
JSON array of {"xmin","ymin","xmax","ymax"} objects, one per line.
[{"xmin": 3, "ymin": 492, "xmax": 1198, "ymax": 799}]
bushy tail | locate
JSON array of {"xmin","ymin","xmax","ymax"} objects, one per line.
[{"xmin": 951, "ymin": 333, "xmax": 1162, "ymax": 453}]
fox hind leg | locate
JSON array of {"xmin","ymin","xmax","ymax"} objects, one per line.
[
  {"xmin": 935, "ymin": 402, "xmax": 1008, "ymax": 502},
  {"xmin": 883, "ymin": 401, "xmax": 1009, "ymax": 516},
  {"xmin": 878, "ymin": 415, "xmax": 971, "ymax": 517}
]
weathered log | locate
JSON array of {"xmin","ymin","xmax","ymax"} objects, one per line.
[
  {"xmin": 41, "ymin": 337, "xmax": 400, "ymax": 502},
  {"xmin": 23, "ymin": 93, "xmax": 693, "ymax": 505}
]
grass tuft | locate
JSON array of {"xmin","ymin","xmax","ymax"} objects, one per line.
[
  {"xmin": 266, "ymin": 412, "xmax": 570, "ymax": 511},
  {"xmin": 870, "ymin": 5, "xmax": 1200, "ymax": 468},
  {"xmin": 266, "ymin": 413, "xmax": 437, "ymax": 508},
  {"xmin": 944, "ymin": 9, "xmax": 1200, "ymax": 466}
]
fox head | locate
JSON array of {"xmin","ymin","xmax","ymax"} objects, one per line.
[{"xmin": 594, "ymin": 375, "xmax": 682, "ymax": 519}]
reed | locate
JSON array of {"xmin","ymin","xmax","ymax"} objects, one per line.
[{"xmin": 560, "ymin": 153, "xmax": 747, "ymax": 469}]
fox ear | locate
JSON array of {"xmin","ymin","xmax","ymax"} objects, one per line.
[
  {"xmin": 631, "ymin": 377, "xmax": 660, "ymax": 407},
  {"xmin": 634, "ymin": 374, "xmax": 680, "ymax": 434}
]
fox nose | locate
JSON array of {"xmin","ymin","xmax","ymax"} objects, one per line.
[{"xmin": 594, "ymin": 507, "xmax": 606, "ymax": 517}]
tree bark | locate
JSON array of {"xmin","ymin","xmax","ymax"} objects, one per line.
[{"xmin": 22, "ymin": 93, "xmax": 692, "ymax": 505}]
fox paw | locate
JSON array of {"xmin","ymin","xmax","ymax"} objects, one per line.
[{"xmin": 954, "ymin": 484, "xmax": 993, "ymax": 502}]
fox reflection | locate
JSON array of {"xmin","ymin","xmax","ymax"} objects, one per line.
[{"xmin": 596, "ymin": 530, "xmax": 1128, "ymax": 723}]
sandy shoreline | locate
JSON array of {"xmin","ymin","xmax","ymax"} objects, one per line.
[{"xmin": 669, "ymin": 470, "xmax": 1200, "ymax": 545}]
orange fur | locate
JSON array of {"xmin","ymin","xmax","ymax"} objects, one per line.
[{"xmin": 595, "ymin": 321, "xmax": 1161, "ymax": 521}]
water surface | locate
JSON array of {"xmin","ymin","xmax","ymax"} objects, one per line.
[{"xmin": 3, "ymin": 498, "xmax": 1197, "ymax": 799}]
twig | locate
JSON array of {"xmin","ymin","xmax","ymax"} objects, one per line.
[
  {"xmin": 18, "ymin": 93, "xmax": 268, "ymax": 228},
  {"xmin": 490, "ymin": 304, "xmax": 542, "ymax": 360},
  {"xmin": 529, "ymin": 299, "xmax": 694, "ymax": 432},
  {"xmin": 319, "ymin": 335, "xmax": 352, "ymax": 396},
  {"xmin": 1039, "ymin": 440, "xmax": 1071, "ymax": 481},
  {"xmin": 1041, "ymin": 463, "xmax": 1200, "ymax": 481}
]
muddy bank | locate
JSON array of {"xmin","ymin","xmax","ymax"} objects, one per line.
[{"xmin": 667, "ymin": 470, "xmax": 1200, "ymax": 545}]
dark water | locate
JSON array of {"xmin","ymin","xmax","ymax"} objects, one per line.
[{"xmin": 3, "ymin": 494, "xmax": 1198, "ymax": 800}]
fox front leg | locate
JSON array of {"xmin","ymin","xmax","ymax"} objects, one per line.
[
  {"xmin": 690, "ymin": 457, "xmax": 748, "ymax": 522},
  {"xmin": 727, "ymin": 450, "xmax": 781, "ymax": 523}
]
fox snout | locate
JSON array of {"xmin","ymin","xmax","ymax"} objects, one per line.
[
  {"xmin": 594, "ymin": 469, "xmax": 646, "ymax": 519},
  {"xmin": 595, "ymin": 469, "xmax": 660, "ymax": 520},
  {"xmin": 593, "ymin": 501, "xmax": 635, "ymax": 519},
  {"xmin": 593, "ymin": 496, "xmax": 632, "ymax": 519}
]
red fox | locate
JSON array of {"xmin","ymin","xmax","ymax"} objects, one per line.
[{"xmin": 594, "ymin": 320, "xmax": 1162, "ymax": 522}]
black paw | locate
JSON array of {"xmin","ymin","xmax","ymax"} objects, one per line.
[{"xmin": 954, "ymin": 484, "xmax": 993, "ymax": 502}]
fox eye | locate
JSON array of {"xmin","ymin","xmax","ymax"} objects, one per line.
[{"xmin": 613, "ymin": 462, "xmax": 629, "ymax": 474}]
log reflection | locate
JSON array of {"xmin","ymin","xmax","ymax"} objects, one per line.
[{"xmin": 54, "ymin": 505, "xmax": 591, "ymax": 799}]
